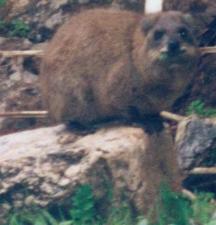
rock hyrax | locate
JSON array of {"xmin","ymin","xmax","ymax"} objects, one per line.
[{"xmin": 41, "ymin": 9, "xmax": 199, "ymax": 127}]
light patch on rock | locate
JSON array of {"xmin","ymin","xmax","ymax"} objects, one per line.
[
  {"xmin": 45, "ymin": 11, "xmax": 67, "ymax": 29},
  {"xmin": 10, "ymin": 72, "xmax": 22, "ymax": 81},
  {"xmin": 50, "ymin": 0, "xmax": 68, "ymax": 10}
]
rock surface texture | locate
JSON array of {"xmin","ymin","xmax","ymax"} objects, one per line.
[
  {"xmin": 176, "ymin": 116, "xmax": 216, "ymax": 170},
  {"xmin": 0, "ymin": 125, "xmax": 180, "ymax": 223}
]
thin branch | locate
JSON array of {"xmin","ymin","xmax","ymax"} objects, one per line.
[
  {"xmin": 0, "ymin": 110, "xmax": 184, "ymax": 121},
  {"xmin": 200, "ymin": 46, "xmax": 216, "ymax": 54},
  {"xmin": 0, "ymin": 46, "xmax": 215, "ymax": 58},
  {"xmin": 182, "ymin": 189, "xmax": 197, "ymax": 201},
  {"xmin": 190, "ymin": 167, "xmax": 216, "ymax": 175},
  {"xmin": 0, "ymin": 50, "xmax": 44, "ymax": 57},
  {"xmin": 0, "ymin": 111, "xmax": 49, "ymax": 118},
  {"xmin": 160, "ymin": 111, "xmax": 186, "ymax": 122}
]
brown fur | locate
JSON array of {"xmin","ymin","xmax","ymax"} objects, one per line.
[{"xmin": 41, "ymin": 9, "xmax": 199, "ymax": 126}]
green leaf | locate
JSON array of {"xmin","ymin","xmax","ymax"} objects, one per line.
[
  {"xmin": 9, "ymin": 214, "xmax": 20, "ymax": 225},
  {"xmin": 34, "ymin": 216, "xmax": 49, "ymax": 225},
  {"xmin": 41, "ymin": 210, "xmax": 59, "ymax": 225},
  {"xmin": 59, "ymin": 221, "xmax": 74, "ymax": 225},
  {"xmin": 187, "ymin": 100, "xmax": 216, "ymax": 117},
  {"xmin": 69, "ymin": 184, "xmax": 96, "ymax": 224}
]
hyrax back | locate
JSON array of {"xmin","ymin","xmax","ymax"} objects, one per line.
[{"xmin": 41, "ymin": 9, "xmax": 199, "ymax": 126}]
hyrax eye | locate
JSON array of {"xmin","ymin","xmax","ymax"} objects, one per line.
[
  {"xmin": 153, "ymin": 30, "xmax": 165, "ymax": 41},
  {"xmin": 178, "ymin": 27, "xmax": 188, "ymax": 39}
]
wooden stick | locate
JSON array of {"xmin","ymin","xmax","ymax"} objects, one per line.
[
  {"xmin": 190, "ymin": 167, "xmax": 216, "ymax": 175},
  {"xmin": 160, "ymin": 111, "xmax": 186, "ymax": 122},
  {"xmin": 0, "ymin": 46, "xmax": 214, "ymax": 58},
  {"xmin": 0, "ymin": 111, "xmax": 49, "ymax": 118},
  {"xmin": 0, "ymin": 110, "xmax": 184, "ymax": 121},
  {"xmin": 182, "ymin": 189, "xmax": 197, "ymax": 201},
  {"xmin": 200, "ymin": 46, "xmax": 216, "ymax": 54},
  {"xmin": 0, "ymin": 50, "xmax": 44, "ymax": 57}
]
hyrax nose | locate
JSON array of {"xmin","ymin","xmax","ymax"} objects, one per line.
[{"xmin": 168, "ymin": 40, "xmax": 180, "ymax": 54}]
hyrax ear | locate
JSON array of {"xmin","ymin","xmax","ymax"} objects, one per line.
[{"xmin": 141, "ymin": 14, "xmax": 159, "ymax": 34}]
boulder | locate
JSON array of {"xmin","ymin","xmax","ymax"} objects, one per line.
[{"xmin": 0, "ymin": 125, "xmax": 180, "ymax": 223}]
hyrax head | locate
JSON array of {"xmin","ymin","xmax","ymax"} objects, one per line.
[{"xmin": 141, "ymin": 11, "xmax": 198, "ymax": 66}]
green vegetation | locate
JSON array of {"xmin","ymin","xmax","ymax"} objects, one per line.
[
  {"xmin": 7, "ymin": 184, "xmax": 137, "ymax": 225},
  {"xmin": 8, "ymin": 184, "xmax": 100, "ymax": 225},
  {"xmin": 0, "ymin": 0, "xmax": 6, "ymax": 7},
  {"xmin": 192, "ymin": 193, "xmax": 215, "ymax": 225},
  {"xmin": 106, "ymin": 203, "xmax": 134, "ymax": 225},
  {"xmin": 8, "ymin": 19, "xmax": 30, "ymax": 38},
  {"xmin": 69, "ymin": 184, "xmax": 97, "ymax": 224},
  {"xmin": 155, "ymin": 183, "xmax": 191, "ymax": 225},
  {"xmin": 187, "ymin": 99, "xmax": 216, "ymax": 117},
  {"xmin": 0, "ymin": 0, "xmax": 30, "ymax": 38},
  {"xmin": 6, "ymin": 184, "xmax": 216, "ymax": 225},
  {"xmin": 155, "ymin": 184, "xmax": 216, "ymax": 225},
  {"xmin": 0, "ymin": 18, "xmax": 30, "ymax": 38}
]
